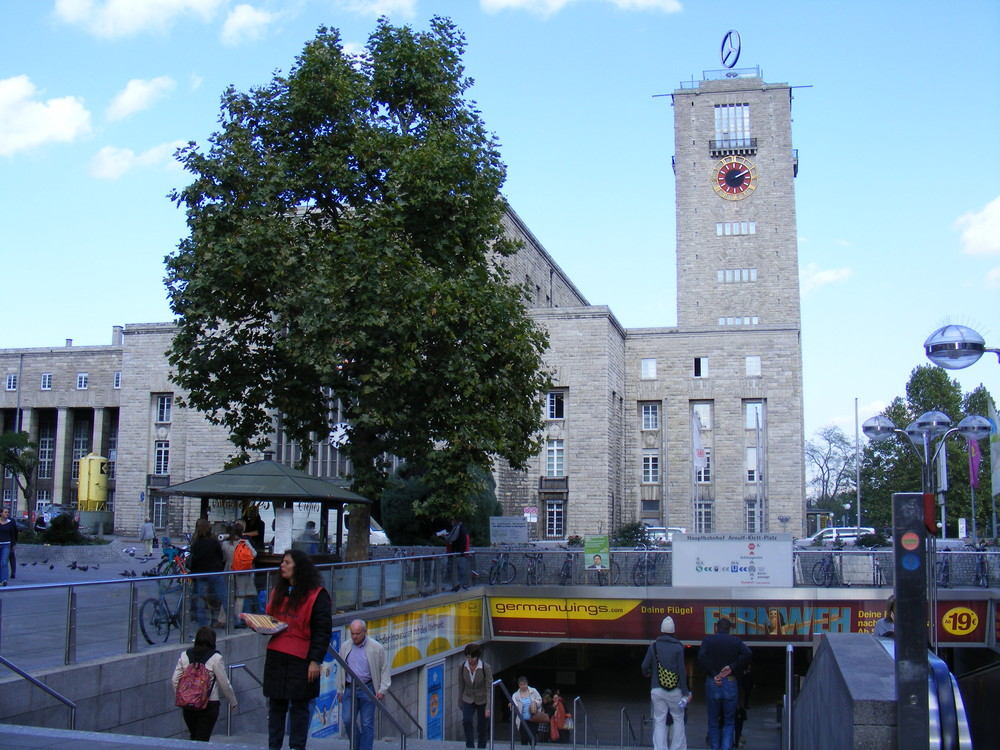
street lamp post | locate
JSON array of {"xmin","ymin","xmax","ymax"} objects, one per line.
[{"xmin": 924, "ymin": 324, "xmax": 1000, "ymax": 370}]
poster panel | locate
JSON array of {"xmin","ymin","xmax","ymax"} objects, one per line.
[
  {"xmin": 310, "ymin": 629, "xmax": 341, "ymax": 738},
  {"xmin": 490, "ymin": 517, "xmax": 528, "ymax": 545},
  {"xmin": 364, "ymin": 598, "xmax": 484, "ymax": 671},
  {"xmin": 426, "ymin": 662, "xmax": 445, "ymax": 741},
  {"xmin": 672, "ymin": 534, "xmax": 794, "ymax": 587},
  {"xmin": 488, "ymin": 596, "xmax": 988, "ymax": 645},
  {"xmin": 583, "ymin": 535, "xmax": 610, "ymax": 571}
]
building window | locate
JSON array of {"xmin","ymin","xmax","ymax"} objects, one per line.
[
  {"xmin": 696, "ymin": 448, "xmax": 712, "ymax": 483},
  {"xmin": 745, "ymin": 355, "xmax": 761, "ymax": 377},
  {"xmin": 746, "ymin": 447, "xmax": 759, "ymax": 482},
  {"xmin": 642, "ymin": 451, "xmax": 660, "ymax": 484},
  {"xmin": 718, "ymin": 316, "xmax": 759, "ymax": 326},
  {"xmin": 716, "ymin": 221, "xmax": 756, "ymax": 236},
  {"xmin": 35, "ymin": 490, "xmax": 51, "ymax": 509},
  {"xmin": 1, "ymin": 489, "xmax": 10, "ymax": 503},
  {"xmin": 40, "ymin": 373, "xmax": 52, "ymax": 390},
  {"xmin": 154, "ymin": 441, "xmax": 170, "ymax": 476},
  {"xmin": 5, "ymin": 374, "xmax": 17, "ymax": 391},
  {"xmin": 71, "ymin": 420, "xmax": 90, "ymax": 480},
  {"xmin": 695, "ymin": 500, "xmax": 713, "ymax": 533},
  {"xmin": 693, "ymin": 357, "xmax": 708, "ymax": 378},
  {"xmin": 745, "ymin": 500, "xmax": 762, "ymax": 534},
  {"xmin": 77, "ymin": 373, "xmax": 89, "ymax": 390},
  {"xmin": 546, "ymin": 439, "xmax": 565, "ymax": 477},
  {"xmin": 546, "ymin": 499, "xmax": 565, "ymax": 538},
  {"xmin": 641, "ymin": 358, "xmax": 657, "ymax": 379},
  {"xmin": 37, "ymin": 427, "xmax": 54, "ymax": 479},
  {"xmin": 641, "ymin": 403, "xmax": 660, "ymax": 431},
  {"xmin": 547, "ymin": 391, "xmax": 565, "ymax": 420},
  {"xmin": 745, "ymin": 401, "xmax": 763, "ymax": 430},
  {"xmin": 692, "ymin": 402, "xmax": 712, "ymax": 430},
  {"xmin": 714, "ymin": 103, "xmax": 751, "ymax": 149},
  {"xmin": 717, "ymin": 268, "xmax": 758, "ymax": 283},
  {"xmin": 113, "ymin": 371, "xmax": 122, "ymax": 389},
  {"xmin": 155, "ymin": 395, "xmax": 173, "ymax": 424},
  {"xmin": 152, "ymin": 493, "xmax": 168, "ymax": 528},
  {"xmin": 107, "ymin": 425, "xmax": 118, "ymax": 479}
]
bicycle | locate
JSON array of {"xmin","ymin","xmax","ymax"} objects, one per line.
[
  {"xmin": 632, "ymin": 544, "xmax": 660, "ymax": 586},
  {"xmin": 558, "ymin": 551, "xmax": 574, "ymax": 585},
  {"xmin": 974, "ymin": 553, "xmax": 989, "ymax": 588},
  {"xmin": 811, "ymin": 552, "xmax": 842, "ymax": 587},
  {"xmin": 589, "ymin": 559, "xmax": 621, "ymax": 586},
  {"xmin": 139, "ymin": 569, "xmax": 208, "ymax": 644},
  {"xmin": 152, "ymin": 537, "xmax": 189, "ymax": 577},
  {"xmin": 934, "ymin": 551, "xmax": 950, "ymax": 589},
  {"xmin": 488, "ymin": 544, "xmax": 516, "ymax": 585},
  {"xmin": 525, "ymin": 552, "xmax": 546, "ymax": 585}
]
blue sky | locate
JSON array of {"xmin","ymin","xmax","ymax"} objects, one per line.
[{"xmin": 2, "ymin": 0, "xmax": 998, "ymax": 443}]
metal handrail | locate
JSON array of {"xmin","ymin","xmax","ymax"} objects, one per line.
[
  {"xmin": 327, "ymin": 643, "xmax": 409, "ymax": 750},
  {"xmin": 226, "ymin": 662, "xmax": 264, "ymax": 736},
  {"xmin": 382, "ymin": 684, "xmax": 424, "ymax": 739},
  {"xmin": 0, "ymin": 653, "xmax": 77, "ymax": 729},
  {"xmin": 620, "ymin": 706, "xmax": 639, "ymax": 747},
  {"xmin": 572, "ymin": 695, "xmax": 589, "ymax": 750},
  {"xmin": 492, "ymin": 678, "xmax": 536, "ymax": 749}
]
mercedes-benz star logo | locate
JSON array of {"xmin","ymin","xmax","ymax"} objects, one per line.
[{"xmin": 720, "ymin": 30, "xmax": 741, "ymax": 68}]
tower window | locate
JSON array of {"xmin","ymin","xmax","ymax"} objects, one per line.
[
  {"xmin": 642, "ymin": 451, "xmax": 660, "ymax": 484},
  {"xmin": 641, "ymin": 358, "xmax": 657, "ymax": 379},
  {"xmin": 546, "ymin": 439, "xmax": 565, "ymax": 477},
  {"xmin": 40, "ymin": 373, "xmax": 52, "ymax": 390},
  {"xmin": 641, "ymin": 403, "xmax": 660, "ymax": 431},
  {"xmin": 693, "ymin": 357, "xmax": 708, "ymax": 378},
  {"xmin": 713, "ymin": 103, "xmax": 752, "ymax": 150},
  {"xmin": 547, "ymin": 391, "xmax": 565, "ymax": 420}
]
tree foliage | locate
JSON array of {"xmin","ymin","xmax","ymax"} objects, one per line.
[
  {"xmin": 164, "ymin": 17, "xmax": 551, "ymax": 558},
  {"xmin": 380, "ymin": 463, "xmax": 501, "ymax": 546},
  {"xmin": 0, "ymin": 431, "xmax": 37, "ymax": 506},
  {"xmin": 860, "ymin": 366, "xmax": 995, "ymax": 537}
]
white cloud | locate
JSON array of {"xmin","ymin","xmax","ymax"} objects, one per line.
[
  {"xmin": 481, "ymin": 0, "xmax": 682, "ymax": 15},
  {"xmin": 54, "ymin": 0, "xmax": 225, "ymax": 38},
  {"xmin": 799, "ymin": 262, "xmax": 853, "ymax": 297},
  {"xmin": 0, "ymin": 75, "xmax": 91, "ymax": 156},
  {"xmin": 107, "ymin": 77, "xmax": 176, "ymax": 121},
  {"xmin": 89, "ymin": 140, "xmax": 186, "ymax": 179},
  {"xmin": 221, "ymin": 4, "xmax": 274, "ymax": 46},
  {"xmin": 332, "ymin": 0, "xmax": 417, "ymax": 18},
  {"xmin": 955, "ymin": 195, "xmax": 1000, "ymax": 257}
]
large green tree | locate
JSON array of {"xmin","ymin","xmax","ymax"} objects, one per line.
[
  {"xmin": 860, "ymin": 366, "xmax": 995, "ymax": 537},
  {"xmin": 0, "ymin": 431, "xmax": 37, "ymax": 511},
  {"xmin": 165, "ymin": 17, "xmax": 550, "ymax": 559}
]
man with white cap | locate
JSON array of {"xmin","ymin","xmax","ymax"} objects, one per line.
[{"xmin": 641, "ymin": 616, "xmax": 691, "ymax": 750}]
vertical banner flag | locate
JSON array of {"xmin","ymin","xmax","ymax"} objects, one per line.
[
  {"xmin": 693, "ymin": 412, "xmax": 707, "ymax": 472},
  {"xmin": 968, "ymin": 438, "xmax": 981, "ymax": 489},
  {"xmin": 989, "ymin": 400, "xmax": 1000, "ymax": 500},
  {"xmin": 426, "ymin": 662, "xmax": 444, "ymax": 741}
]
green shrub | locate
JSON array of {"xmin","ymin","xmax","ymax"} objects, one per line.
[
  {"xmin": 43, "ymin": 514, "xmax": 85, "ymax": 545},
  {"xmin": 612, "ymin": 522, "xmax": 650, "ymax": 548}
]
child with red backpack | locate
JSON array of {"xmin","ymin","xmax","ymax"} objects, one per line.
[{"xmin": 172, "ymin": 626, "xmax": 238, "ymax": 741}]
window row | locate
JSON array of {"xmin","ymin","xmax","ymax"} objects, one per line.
[
  {"xmin": 716, "ymin": 221, "xmax": 756, "ymax": 236},
  {"xmin": 4, "ymin": 372, "xmax": 121, "ymax": 391},
  {"xmin": 718, "ymin": 316, "xmax": 759, "ymax": 326},
  {"xmin": 717, "ymin": 268, "xmax": 757, "ymax": 283},
  {"xmin": 638, "ymin": 448, "xmax": 762, "ymax": 484}
]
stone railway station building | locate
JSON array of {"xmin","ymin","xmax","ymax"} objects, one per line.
[{"xmin": 0, "ymin": 69, "xmax": 806, "ymax": 541}]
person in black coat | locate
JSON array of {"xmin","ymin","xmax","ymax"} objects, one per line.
[{"xmin": 188, "ymin": 518, "xmax": 226, "ymax": 628}]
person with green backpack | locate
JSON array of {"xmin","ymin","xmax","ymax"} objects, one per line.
[{"xmin": 641, "ymin": 616, "xmax": 691, "ymax": 750}]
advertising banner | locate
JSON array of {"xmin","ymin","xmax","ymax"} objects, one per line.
[
  {"xmin": 583, "ymin": 535, "xmax": 610, "ymax": 571},
  {"xmin": 672, "ymin": 534, "xmax": 794, "ymax": 587},
  {"xmin": 310, "ymin": 629, "xmax": 341, "ymax": 739},
  {"xmin": 426, "ymin": 662, "xmax": 445, "ymax": 741},
  {"xmin": 488, "ymin": 596, "xmax": 988, "ymax": 645},
  {"xmin": 365, "ymin": 598, "xmax": 484, "ymax": 671}
]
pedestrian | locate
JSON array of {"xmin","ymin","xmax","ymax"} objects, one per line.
[
  {"xmin": 459, "ymin": 643, "xmax": 493, "ymax": 748},
  {"xmin": 242, "ymin": 505, "xmax": 266, "ymax": 552},
  {"xmin": 222, "ymin": 521, "xmax": 257, "ymax": 626},
  {"xmin": 140, "ymin": 517, "xmax": 156, "ymax": 559},
  {"xmin": 873, "ymin": 595, "xmax": 895, "ymax": 637},
  {"xmin": 263, "ymin": 548, "xmax": 333, "ymax": 750},
  {"xmin": 550, "ymin": 690, "xmax": 571, "ymax": 743},
  {"xmin": 698, "ymin": 616, "xmax": 751, "ymax": 750},
  {"xmin": 510, "ymin": 676, "xmax": 543, "ymax": 745},
  {"xmin": 336, "ymin": 619, "xmax": 392, "ymax": 750},
  {"xmin": 642, "ymin": 616, "xmax": 691, "ymax": 750},
  {"xmin": 171, "ymin": 625, "xmax": 238, "ymax": 742},
  {"xmin": 0, "ymin": 507, "xmax": 18, "ymax": 587},
  {"xmin": 188, "ymin": 518, "xmax": 226, "ymax": 628},
  {"xmin": 444, "ymin": 518, "xmax": 470, "ymax": 591}
]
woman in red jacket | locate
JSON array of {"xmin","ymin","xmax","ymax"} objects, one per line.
[{"xmin": 263, "ymin": 548, "xmax": 333, "ymax": 750}]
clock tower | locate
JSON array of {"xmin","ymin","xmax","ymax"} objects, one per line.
[{"xmin": 673, "ymin": 69, "xmax": 800, "ymax": 329}]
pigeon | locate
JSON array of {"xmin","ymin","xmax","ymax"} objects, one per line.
[
  {"xmin": 68, "ymin": 561, "xmax": 78, "ymax": 570},
  {"xmin": 31, "ymin": 561, "xmax": 37, "ymax": 566},
  {"xmin": 92, "ymin": 564, "xmax": 99, "ymax": 570},
  {"xmin": 49, "ymin": 564, "xmax": 55, "ymax": 570},
  {"xmin": 79, "ymin": 565, "xmax": 89, "ymax": 572},
  {"xmin": 19, "ymin": 562, "xmax": 27, "ymax": 567}
]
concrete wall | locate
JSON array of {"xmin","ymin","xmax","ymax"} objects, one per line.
[{"xmin": 793, "ymin": 634, "xmax": 896, "ymax": 750}]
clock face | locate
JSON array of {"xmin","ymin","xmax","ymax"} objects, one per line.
[{"xmin": 712, "ymin": 156, "xmax": 758, "ymax": 200}]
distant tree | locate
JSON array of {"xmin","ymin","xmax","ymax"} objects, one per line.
[
  {"xmin": 612, "ymin": 522, "xmax": 649, "ymax": 548},
  {"xmin": 805, "ymin": 426, "xmax": 857, "ymax": 506},
  {"xmin": 860, "ymin": 366, "xmax": 995, "ymax": 537},
  {"xmin": 0, "ymin": 431, "xmax": 37, "ymax": 511},
  {"xmin": 164, "ymin": 17, "xmax": 550, "ymax": 560},
  {"xmin": 381, "ymin": 464, "xmax": 500, "ymax": 546},
  {"xmin": 44, "ymin": 513, "xmax": 84, "ymax": 545}
]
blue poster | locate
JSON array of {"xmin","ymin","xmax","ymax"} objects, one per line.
[
  {"xmin": 426, "ymin": 661, "xmax": 445, "ymax": 741},
  {"xmin": 310, "ymin": 630, "xmax": 341, "ymax": 738}
]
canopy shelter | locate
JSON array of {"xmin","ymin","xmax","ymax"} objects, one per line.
[{"xmin": 160, "ymin": 458, "xmax": 370, "ymax": 558}]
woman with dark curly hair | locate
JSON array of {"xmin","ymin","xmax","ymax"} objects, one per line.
[{"xmin": 263, "ymin": 548, "xmax": 332, "ymax": 750}]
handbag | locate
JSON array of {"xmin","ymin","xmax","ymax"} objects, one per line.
[
  {"xmin": 562, "ymin": 715, "xmax": 575, "ymax": 730},
  {"xmin": 653, "ymin": 644, "xmax": 679, "ymax": 690}
]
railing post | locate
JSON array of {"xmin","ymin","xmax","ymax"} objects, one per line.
[
  {"xmin": 64, "ymin": 587, "xmax": 77, "ymax": 665},
  {"xmin": 126, "ymin": 580, "xmax": 138, "ymax": 653}
]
